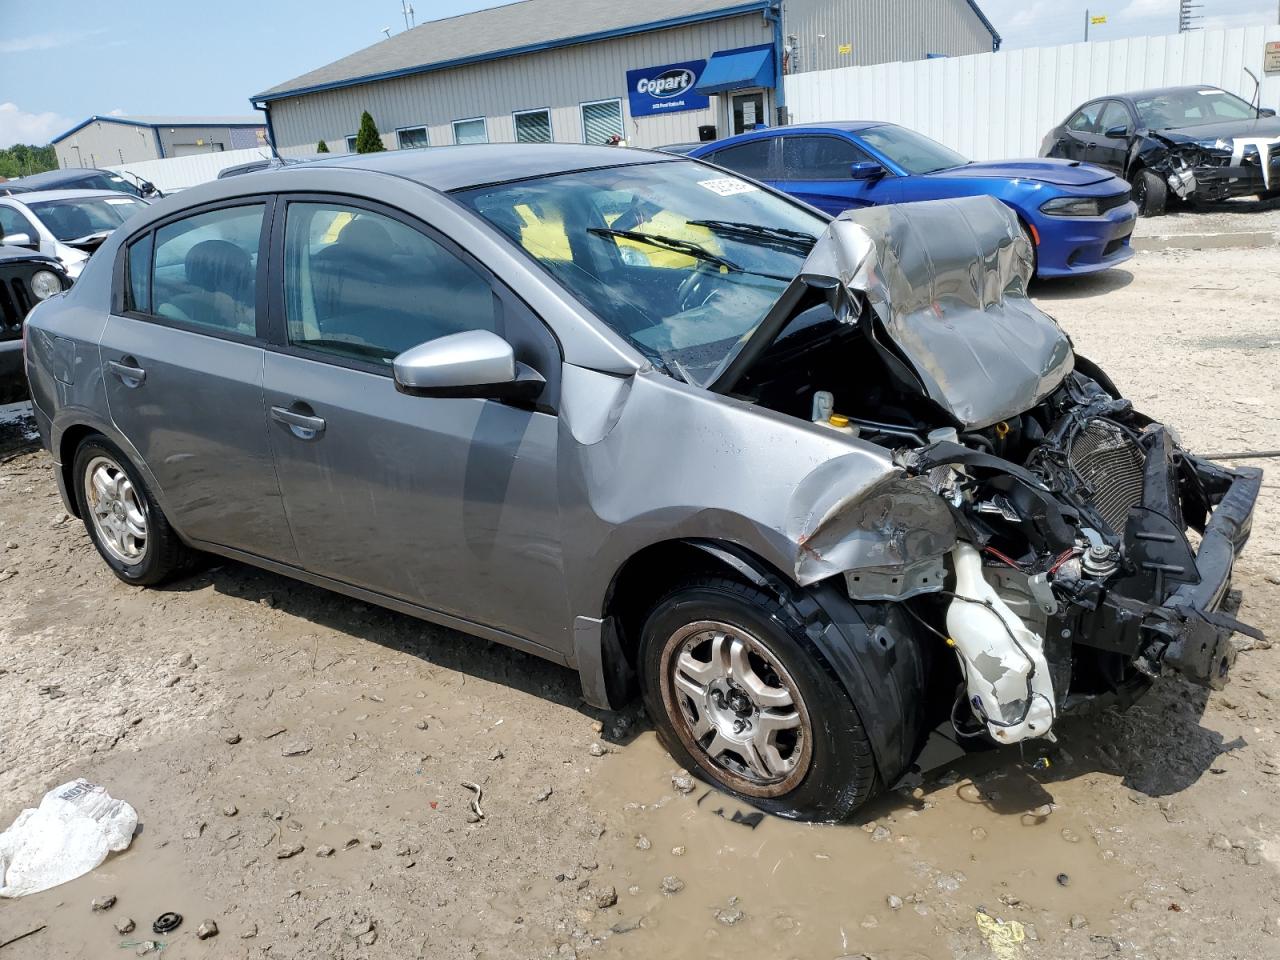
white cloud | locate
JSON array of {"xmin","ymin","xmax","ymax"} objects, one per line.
[
  {"xmin": 0, "ymin": 33, "xmax": 70, "ymax": 54},
  {"xmin": 0, "ymin": 103, "xmax": 71, "ymax": 149}
]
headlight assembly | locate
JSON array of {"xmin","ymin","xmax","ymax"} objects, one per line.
[
  {"xmin": 1039, "ymin": 196, "xmax": 1102, "ymax": 217},
  {"xmin": 30, "ymin": 270, "xmax": 63, "ymax": 300}
]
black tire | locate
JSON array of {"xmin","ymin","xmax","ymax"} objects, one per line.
[
  {"xmin": 72, "ymin": 434, "xmax": 192, "ymax": 586},
  {"xmin": 1133, "ymin": 168, "xmax": 1167, "ymax": 217},
  {"xmin": 1015, "ymin": 216, "xmax": 1039, "ymax": 279},
  {"xmin": 639, "ymin": 577, "xmax": 879, "ymax": 822}
]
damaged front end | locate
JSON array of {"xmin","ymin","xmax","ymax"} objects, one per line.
[
  {"xmin": 721, "ymin": 196, "xmax": 1263, "ymax": 747},
  {"xmin": 1145, "ymin": 131, "xmax": 1280, "ymax": 203}
]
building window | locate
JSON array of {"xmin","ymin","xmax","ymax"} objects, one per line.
[
  {"xmin": 581, "ymin": 99, "xmax": 623, "ymax": 145},
  {"xmin": 514, "ymin": 109, "xmax": 552, "ymax": 144},
  {"xmin": 453, "ymin": 118, "xmax": 488, "ymax": 145},
  {"xmin": 396, "ymin": 126, "xmax": 429, "ymax": 150},
  {"xmin": 344, "ymin": 135, "xmax": 358, "ymax": 152}
]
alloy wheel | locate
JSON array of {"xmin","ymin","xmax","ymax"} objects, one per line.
[
  {"xmin": 659, "ymin": 620, "xmax": 812, "ymax": 798},
  {"xmin": 84, "ymin": 455, "xmax": 148, "ymax": 566}
]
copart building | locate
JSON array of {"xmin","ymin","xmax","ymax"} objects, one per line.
[{"xmin": 254, "ymin": 0, "xmax": 999, "ymax": 153}]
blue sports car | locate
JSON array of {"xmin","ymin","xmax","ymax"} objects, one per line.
[{"xmin": 688, "ymin": 122, "xmax": 1138, "ymax": 278}]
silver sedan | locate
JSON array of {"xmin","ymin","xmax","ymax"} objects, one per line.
[{"xmin": 23, "ymin": 145, "xmax": 1259, "ymax": 820}]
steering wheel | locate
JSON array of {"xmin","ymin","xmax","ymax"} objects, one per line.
[{"xmin": 676, "ymin": 262, "xmax": 721, "ymax": 312}]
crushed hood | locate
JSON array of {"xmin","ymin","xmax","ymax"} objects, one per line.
[
  {"xmin": 711, "ymin": 195, "xmax": 1074, "ymax": 430},
  {"xmin": 928, "ymin": 158, "xmax": 1115, "ymax": 187}
]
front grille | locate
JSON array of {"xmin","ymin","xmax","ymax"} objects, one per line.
[
  {"xmin": 1097, "ymin": 191, "xmax": 1132, "ymax": 215},
  {"xmin": 1068, "ymin": 420, "xmax": 1145, "ymax": 535}
]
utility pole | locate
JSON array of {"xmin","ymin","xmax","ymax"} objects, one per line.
[{"xmin": 1085, "ymin": 8, "xmax": 1089, "ymax": 41}]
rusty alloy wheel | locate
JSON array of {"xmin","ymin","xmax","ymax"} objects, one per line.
[{"xmin": 658, "ymin": 619, "xmax": 813, "ymax": 798}]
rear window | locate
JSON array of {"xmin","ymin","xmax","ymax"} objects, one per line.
[{"xmin": 707, "ymin": 139, "xmax": 775, "ymax": 179}]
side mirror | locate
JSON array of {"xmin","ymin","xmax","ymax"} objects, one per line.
[
  {"xmin": 392, "ymin": 329, "xmax": 545, "ymax": 402},
  {"xmin": 1259, "ymin": 107, "xmax": 1276, "ymax": 118},
  {"xmin": 850, "ymin": 161, "xmax": 886, "ymax": 181},
  {"xmin": 2, "ymin": 232, "xmax": 35, "ymax": 249},
  {"xmin": 1103, "ymin": 124, "xmax": 1130, "ymax": 139}
]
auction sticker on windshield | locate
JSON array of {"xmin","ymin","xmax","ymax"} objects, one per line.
[{"xmin": 698, "ymin": 177, "xmax": 758, "ymax": 197}]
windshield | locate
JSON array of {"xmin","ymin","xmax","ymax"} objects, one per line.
[
  {"xmin": 28, "ymin": 196, "xmax": 147, "ymax": 241},
  {"xmin": 454, "ymin": 160, "xmax": 826, "ymax": 383},
  {"xmin": 1134, "ymin": 87, "xmax": 1260, "ymax": 129},
  {"xmin": 858, "ymin": 124, "xmax": 968, "ymax": 174}
]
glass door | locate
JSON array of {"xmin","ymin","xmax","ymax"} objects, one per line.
[{"xmin": 731, "ymin": 91, "xmax": 766, "ymax": 135}]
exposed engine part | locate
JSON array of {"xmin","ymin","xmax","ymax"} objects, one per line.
[
  {"xmin": 945, "ymin": 543, "xmax": 1056, "ymax": 744},
  {"xmin": 1066, "ymin": 419, "xmax": 1146, "ymax": 536},
  {"xmin": 1079, "ymin": 528, "xmax": 1119, "ymax": 579}
]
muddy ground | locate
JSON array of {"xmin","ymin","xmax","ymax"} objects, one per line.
[{"xmin": 1, "ymin": 201, "xmax": 1278, "ymax": 960}]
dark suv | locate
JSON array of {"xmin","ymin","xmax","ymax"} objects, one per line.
[{"xmin": 0, "ymin": 244, "xmax": 68, "ymax": 402}]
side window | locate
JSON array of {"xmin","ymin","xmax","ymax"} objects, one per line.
[
  {"xmin": 283, "ymin": 202, "xmax": 499, "ymax": 365},
  {"xmin": 0, "ymin": 205, "xmax": 37, "ymax": 241},
  {"xmin": 151, "ymin": 204, "xmax": 265, "ymax": 336},
  {"xmin": 707, "ymin": 138, "xmax": 775, "ymax": 178},
  {"xmin": 781, "ymin": 136, "xmax": 873, "ymax": 180},
  {"xmin": 1098, "ymin": 101, "xmax": 1131, "ymax": 136},
  {"xmin": 1067, "ymin": 103, "xmax": 1103, "ymax": 133},
  {"xmin": 126, "ymin": 233, "xmax": 153, "ymax": 313}
]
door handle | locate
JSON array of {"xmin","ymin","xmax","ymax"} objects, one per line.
[
  {"xmin": 271, "ymin": 404, "xmax": 326, "ymax": 440},
  {"xmin": 106, "ymin": 357, "xmax": 146, "ymax": 387},
  {"xmin": 1085, "ymin": 141, "xmax": 1097, "ymax": 150}
]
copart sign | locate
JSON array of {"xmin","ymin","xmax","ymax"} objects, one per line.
[{"xmin": 626, "ymin": 60, "xmax": 710, "ymax": 116}]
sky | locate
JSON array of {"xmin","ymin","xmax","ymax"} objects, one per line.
[{"xmin": 1, "ymin": 0, "xmax": 1278, "ymax": 148}]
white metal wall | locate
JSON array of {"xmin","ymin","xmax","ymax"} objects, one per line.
[
  {"xmin": 783, "ymin": 24, "xmax": 1280, "ymax": 160},
  {"xmin": 105, "ymin": 147, "xmax": 276, "ymax": 193}
]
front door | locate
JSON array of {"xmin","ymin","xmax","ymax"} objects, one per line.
[
  {"xmin": 262, "ymin": 198, "xmax": 569, "ymax": 650},
  {"xmin": 100, "ymin": 199, "xmax": 297, "ymax": 560},
  {"xmin": 1092, "ymin": 100, "xmax": 1135, "ymax": 174},
  {"xmin": 772, "ymin": 135, "xmax": 899, "ymax": 216},
  {"xmin": 731, "ymin": 91, "xmax": 767, "ymax": 136}
]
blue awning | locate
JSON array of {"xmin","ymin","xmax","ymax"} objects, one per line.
[{"xmin": 694, "ymin": 44, "xmax": 775, "ymax": 95}]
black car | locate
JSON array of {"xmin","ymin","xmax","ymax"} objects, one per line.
[
  {"xmin": 1, "ymin": 167, "xmax": 161, "ymax": 200},
  {"xmin": 1041, "ymin": 85, "xmax": 1279, "ymax": 215},
  {"xmin": 0, "ymin": 244, "xmax": 69, "ymax": 401}
]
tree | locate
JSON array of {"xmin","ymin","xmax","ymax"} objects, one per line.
[
  {"xmin": 0, "ymin": 143, "xmax": 58, "ymax": 180},
  {"xmin": 354, "ymin": 112, "xmax": 385, "ymax": 153},
  {"xmin": 316, "ymin": 139, "xmax": 330, "ymax": 153}
]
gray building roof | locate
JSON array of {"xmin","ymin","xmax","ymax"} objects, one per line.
[
  {"xmin": 52, "ymin": 114, "xmax": 264, "ymax": 144},
  {"xmin": 254, "ymin": 0, "xmax": 772, "ymax": 102}
]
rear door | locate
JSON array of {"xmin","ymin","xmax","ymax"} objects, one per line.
[
  {"xmin": 100, "ymin": 198, "xmax": 298, "ymax": 561},
  {"xmin": 773, "ymin": 134, "xmax": 898, "ymax": 215},
  {"xmin": 261, "ymin": 196, "xmax": 568, "ymax": 650}
]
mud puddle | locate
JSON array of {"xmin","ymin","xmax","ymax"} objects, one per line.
[{"xmin": 590, "ymin": 732, "xmax": 1139, "ymax": 959}]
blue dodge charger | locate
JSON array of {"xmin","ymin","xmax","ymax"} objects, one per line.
[{"xmin": 688, "ymin": 122, "xmax": 1137, "ymax": 278}]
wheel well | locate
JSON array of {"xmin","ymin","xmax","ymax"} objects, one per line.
[
  {"xmin": 57, "ymin": 424, "xmax": 100, "ymax": 518},
  {"xmin": 603, "ymin": 539, "xmax": 794, "ymax": 671}
]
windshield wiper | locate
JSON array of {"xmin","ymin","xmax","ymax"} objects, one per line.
[
  {"xmin": 587, "ymin": 227, "xmax": 793, "ymax": 281},
  {"xmin": 685, "ymin": 219, "xmax": 817, "ymax": 251}
]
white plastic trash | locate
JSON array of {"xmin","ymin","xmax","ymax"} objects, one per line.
[{"xmin": 0, "ymin": 779, "xmax": 137, "ymax": 898}]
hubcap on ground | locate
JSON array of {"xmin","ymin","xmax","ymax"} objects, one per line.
[
  {"xmin": 84, "ymin": 456, "xmax": 147, "ymax": 566},
  {"xmin": 660, "ymin": 620, "xmax": 812, "ymax": 798}
]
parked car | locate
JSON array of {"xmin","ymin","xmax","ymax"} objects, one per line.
[
  {"xmin": 687, "ymin": 122, "xmax": 1137, "ymax": 278},
  {"xmin": 0, "ymin": 190, "xmax": 150, "ymax": 279},
  {"xmin": 24, "ymin": 146, "xmax": 1259, "ymax": 821},
  {"xmin": 0, "ymin": 243, "xmax": 68, "ymax": 402},
  {"xmin": 1, "ymin": 167, "xmax": 161, "ymax": 199},
  {"xmin": 1042, "ymin": 85, "xmax": 1280, "ymax": 215},
  {"xmin": 653, "ymin": 142, "xmax": 703, "ymax": 156}
]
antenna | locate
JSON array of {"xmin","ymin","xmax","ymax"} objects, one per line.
[
  {"xmin": 401, "ymin": 1, "xmax": 415, "ymax": 30},
  {"xmin": 381, "ymin": 25, "xmax": 392, "ymax": 39},
  {"xmin": 1244, "ymin": 66, "xmax": 1262, "ymax": 113},
  {"xmin": 1178, "ymin": 0, "xmax": 1202, "ymax": 32}
]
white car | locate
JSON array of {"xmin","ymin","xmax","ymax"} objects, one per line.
[{"xmin": 0, "ymin": 189, "xmax": 149, "ymax": 279}]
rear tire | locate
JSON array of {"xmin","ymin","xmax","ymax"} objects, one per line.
[
  {"xmin": 72, "ymin": 435, "xmax": 191, "ymax": 586},
  {"xmin": 639, "ymin": 577, "xmax": 880, "ymax": 822},
  {"xmin": 1133, "ymin": 169, "xmax": 1167, "ymax": 217}
]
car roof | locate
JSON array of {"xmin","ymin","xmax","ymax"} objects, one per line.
[
  {"xmin": 1091, "ymin": 84, "xmax": 1228, "ymax": 103},
  {"xmin": 694, "ymin": 121, "xmax": 891, "ymax": 151},
  {"xmin": 2, "ymin": 168, "xmax": 119, "ymax": 191},
  {"xmin": 300, "ymin": 143, "xmax": 679, "ymax": 191},
  {"xmin": 2, "ymin": 189, "xmax": 137, "ymax": 204}
]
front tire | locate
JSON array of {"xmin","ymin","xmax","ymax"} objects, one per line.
[
  {"xmin": 1133, "ymin": 168, "xmax": 1167, "ymax": 217},
  {"xmin": 72, "ymin": 435, "xmax": 191, "ymax": 586},
  {"xmin": 639, "ymin": 578, "xmax": 879, "ymax": 822}
]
